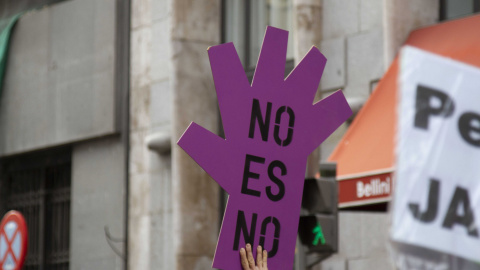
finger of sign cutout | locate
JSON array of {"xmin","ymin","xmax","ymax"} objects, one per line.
[
  {"xmin": 307, "ymin": 90, "xmax": 353, "ymax": 152},
  {"xmin": 252, "ymin": 27, "xmax": 288, "ymax": 88},
  {"xmin": 208, "ymin": 42, "xmax": 250, "ymax": 139},
  {"xmin": 285, "ymin": 46, "xmax": 327, "ymax": 104},
  {"xmin": 177, "ymin": 122, "xmax": 234, "ymax": 194}
]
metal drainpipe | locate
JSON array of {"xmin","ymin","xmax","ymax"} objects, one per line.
[{"xmin": 117, "ymin": 0, "xmax": 131, "ymax": 268}]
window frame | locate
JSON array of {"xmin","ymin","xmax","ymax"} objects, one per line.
[{"xmin": 0, "ymin": 146, "xmax": 72, "ymax": 270}]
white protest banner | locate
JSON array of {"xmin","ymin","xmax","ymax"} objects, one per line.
[{"xmin": 392, "ymin": 46, "xmax": 480, "ymax": 266}]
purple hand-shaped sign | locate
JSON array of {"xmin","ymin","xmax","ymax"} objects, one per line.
[{"xmin": 177, "ymin": 26, "xmax": 352, "ymax": 270}]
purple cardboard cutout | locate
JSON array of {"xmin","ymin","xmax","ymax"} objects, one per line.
[{"xmin": 177, "ymin": 26, "xmax": 352, "ymax": 270}]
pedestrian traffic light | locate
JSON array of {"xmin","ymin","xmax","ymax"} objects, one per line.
[{"xmin": 298, "ymin": 162, "xmax": 338, "ymax": 255}]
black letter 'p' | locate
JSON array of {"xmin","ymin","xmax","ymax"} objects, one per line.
[{"xmin": 414, "ymin": 85, "xmax": 454, "ymax": 130}]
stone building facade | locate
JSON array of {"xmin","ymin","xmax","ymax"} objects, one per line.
[{"xmin": 0, "ymin": 0, "xmax": 477, "ymax": 269}]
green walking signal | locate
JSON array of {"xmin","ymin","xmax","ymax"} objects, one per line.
[
  {"xmin": 312, "ymin": 222, "xmax": 326, "ymax": 246},
  {"xmin": 298, "ymin": 163, "xmax": 338, "ymax": 256}
]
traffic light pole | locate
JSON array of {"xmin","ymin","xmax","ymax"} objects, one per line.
[
  {"xmin": 295, "ymin": 237, "xmax": 307, "ymax": 270},
  {"xmin": 295, "ymin": 149, "xmax": 321, "ymax": 270}
]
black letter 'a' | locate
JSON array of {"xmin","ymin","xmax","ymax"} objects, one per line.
[
  {"xmin": 249, "ymin": 99, "xmax": 272, "ymax": 141},
  {"xmin": 233, "ymin": 211, "xmax": 258, "ymax": 251},
  {"xmin": 408, "ymin": 179, "xmax": 440, "ymax": 223},
  {"xmin": 442, "ymin": 187, "xmax": 479, "ymax": 237}
]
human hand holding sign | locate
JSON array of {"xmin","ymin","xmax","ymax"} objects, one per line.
[
  {"xmin": 178, "ymin": 26, "xmax": 351, "ymax": 270},
  {"xmin": 240, "ymin": 244, "xmax": 268, "ymax": 270}
]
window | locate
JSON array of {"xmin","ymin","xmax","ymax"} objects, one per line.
[
  {"xmin": 223, "ymin": 0, "xmax": 295, "ymax": 79},
  {"xmin": 0, "ymin": 147, "xmax": 71, "ymax": 270},
  {"xmin": 440, "ymin": 0, "xmax": 480, "ymax": 21}
]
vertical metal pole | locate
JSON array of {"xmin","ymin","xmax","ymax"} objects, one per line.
[
  {"xmin": 245, "ymin": 0, "xmax": 251, "ymax": 69},
  {"xmin": 295, "ymin": 236, "xmax": 307, "ymax": 270},
  {"xmin": 118, "ymin": 0, "xmax": 131, "ymax": 268},
  {"xmin": 39, "ymin": 168, "xmax": 46, "ymax": 270}
]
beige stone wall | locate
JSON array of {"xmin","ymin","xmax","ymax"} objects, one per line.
[
  {"xmin": 383, "ymin": 0, "xmax": 439, "ymax": 67},
  {"xmin": 293, "ymin": 0, "xmax": 323, "ymax": 60},
  {"xmin": 313, "ymin": 0, "xmax": 438, "ymax": 162},
  {"xmin": 171, "ymin": 1, "xmax": 221, "ymax": 269},
  {"xmin": 129, "ymin": 0, "xmax": 174, "ymax": 269},
  {"xmin": 129, "ymin": 0, "xmax": 220, "ymax": 269},
  {"xmin": 317, "ymin": 0, "xmax": 386, "ymax": 161}
]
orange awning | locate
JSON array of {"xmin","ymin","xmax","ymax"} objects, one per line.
[{"xmin": 328, "ymin": 14, "xmax": 480, "ymax": 207}]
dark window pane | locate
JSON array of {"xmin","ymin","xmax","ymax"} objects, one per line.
[{"xmin": 442, "ymin": 0, "xmax": 479, "ymax": 20}]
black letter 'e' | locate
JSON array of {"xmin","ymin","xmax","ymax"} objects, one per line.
[
  {"xmin": 241, "ymin": 154, "xmax": 265, "ymax": 197},
  {"xmin": 266, "ymin": 160, "xmax": 286, "ymax": 202},
  {"xmin": 458, "ymin": 112, "xmax": 480, "ymax": 147},
  {"xmin": 414, "ymin": 85, "xmax": 454, "ymax": 130}
]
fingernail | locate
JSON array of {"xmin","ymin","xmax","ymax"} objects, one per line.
[
  {"xmin": 246, "ymin": 243, "xmax": 250, "ymax": 248},
  {"xmin": 240, "ymin": 248, "xmax": 245, "ymax": 252}
]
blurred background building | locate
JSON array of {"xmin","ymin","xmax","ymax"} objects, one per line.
[{"xmin": 0, "ymin": 0, "xmax": 478, "ymax": 269}]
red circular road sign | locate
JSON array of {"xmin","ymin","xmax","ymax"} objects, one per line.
[{"xmin": 0, "ymin": 211, "xmax": 28, "ymax": 270}]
